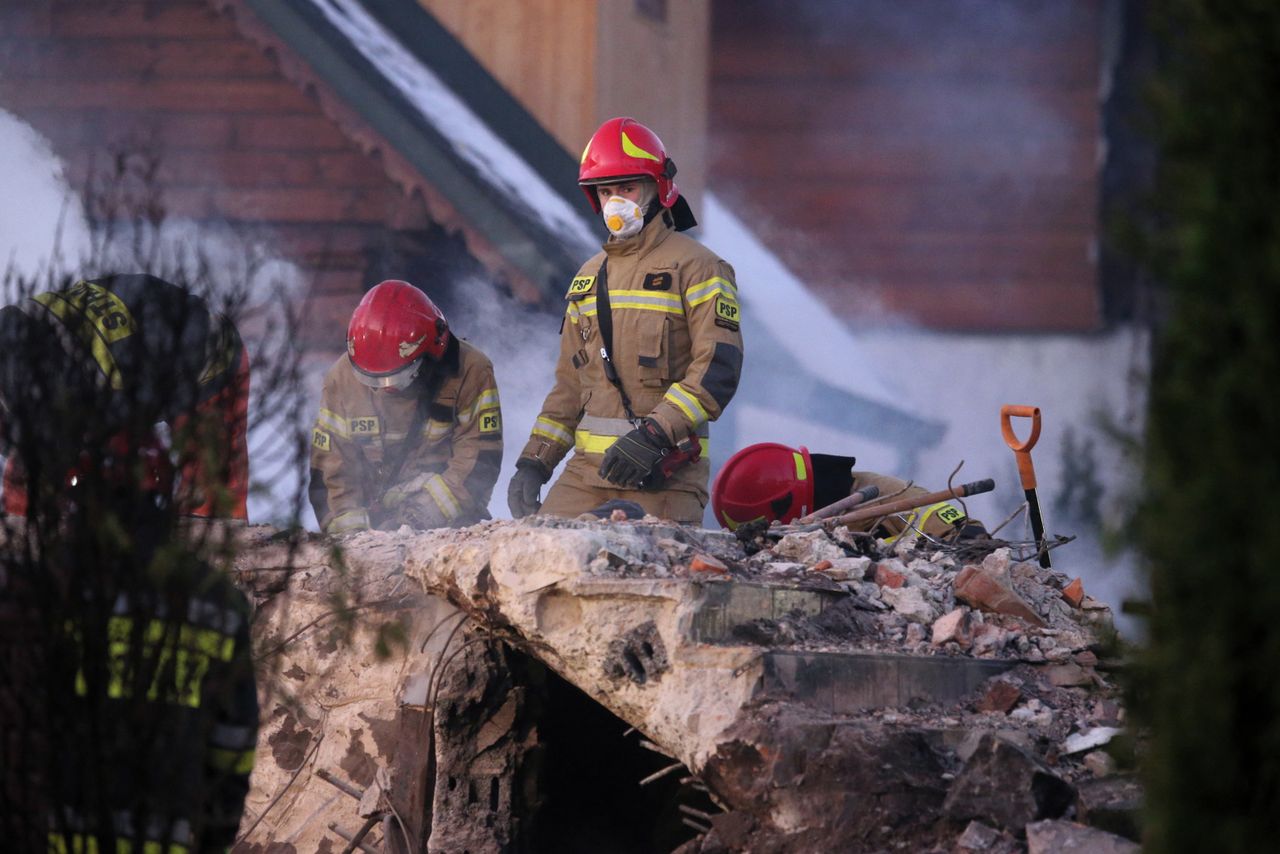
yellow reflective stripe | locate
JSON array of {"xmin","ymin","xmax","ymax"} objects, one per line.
[
  {"xmin": 793, "ymin": 452, "xmax": 807, "ymax": 482},
  {"xmin": 609, "ymin": 290, "xmax": 684, "ymax": 315},
  {"xmin": 686, "ymin": 276, "xmax": 737, "ymax": 307},
  {"xmin": 317, "ymin": 408, "xmax": 348, "ymax": 438},
  {"xmin": 532, "ymin": 416, "xmax": 573, "ymax": 446},
  {"xmin": 621, "ymin": 130, "xmax": 661, "ymax": 161},
  {"xmin": 573, "ymin": 297, "xmax": 598, "ymax": 317},
  {"xmin": 663, "ymin": 383, "xmax": 709, "ymax": 427},
  {"xmin": 209, "ymin": 747, "xmax": 257, "ymax": 775},
  {"xmin": 48, "ymin": 834, "xmax": 189, "ymax": 854},
  {"xmin": 73, "ymin": 617, "xmax": 236, "ymax": 707},
  {"xmin": 575, "ymin": 430, "xmax": 708, "ymax": 457},
  {"xmin": 458, "ymin": 388, "xmax": 501, "ymax": 426},
  {"xmin": 32, "ymin": 291, "xmax": 131, "ymax": 390},
  {"xmin": 424, "ymin": 474, "xmax": 461, "ymax": 520},
  {"xmin": 327, "ymin": 508, "xmax": 370, "ymax": 533},
  {"xmin": 420, "ymin": 418, "xmax": 452, "ymax": 440}
]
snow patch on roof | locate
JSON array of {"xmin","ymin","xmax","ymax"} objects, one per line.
[{"xmin": 307, "ymin": 0, "xmax": 597, "ymax": 251}]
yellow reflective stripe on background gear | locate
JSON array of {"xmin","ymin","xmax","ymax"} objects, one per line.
[
  {"xmin": 575, "ymin": 429, "xmax": 708, "ymax": 458},
  {"xmin": 74, "ymin": 617, "xmax": 235, "ymax": 708},
  {"xmin": 793, "ymin": 452, "xmax": 808, "ymax": 482},
  {"xmin": 209, "ymin": 746, "xmax": 257, "ymax": 775},
  {"xmin": 48, "ymin": 833, "xmax": 189, "ymax": 854},
  {"xmin": 663, "ymin": 383, "xmax": 709, "ymax": 427},
  {"xmin": 882, "ymin": 502, "xmax": 965, "ymax": 544},
  {"xmin": 532, "ymin": 416, "xmax": 573, "ymax": 446},
  {"xmin": 424, "ymin": 474, "xmax": 461, "ymax": 520},
  {"xmin": 327, "ymin": 508, "xmax": 370, "ymax": 533},
  {"xmin": 32, "ymin": 287, "xmax": 137, "ymax": 390},
  {"xmin": 686, "ymin": 276, "xmax": 737, "ymax": 307}
]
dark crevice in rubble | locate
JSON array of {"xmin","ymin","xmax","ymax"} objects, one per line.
[{"xmin": 530, "ymin": 666, "xmax": 716, "ymax": 853}]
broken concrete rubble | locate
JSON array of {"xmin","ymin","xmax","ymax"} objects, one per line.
[{"xmin": 229, "ymin": 518, "xmax": 1137, "ymax": 851}]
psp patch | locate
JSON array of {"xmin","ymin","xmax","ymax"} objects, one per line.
[
  {"xmin": 566, "ymin": 276, "xmax": 595, "ymax": 298},
  {"xmin": 479, "ymin": 411, "xmax": 502, "ymax": 434},
  {"xmin": 936, "ymin": 503, "xmax": 966, "ymax": 526},
  {"xmin": 349, "ymin": 416, "xmax": 380, "ymax": 436},
  {"xmin": 714, "ymin": 294, "xmax": 741, "ymax": 328},
  {"xmin": 312, "ymin": 428, "xmax": 332, "ymax": 452}
]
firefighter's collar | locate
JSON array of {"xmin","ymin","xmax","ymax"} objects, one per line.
[{"xmin": 602, "ymin": 209, "xmax": 674, "ymax": 258}]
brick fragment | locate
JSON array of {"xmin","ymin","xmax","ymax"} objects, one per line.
[
  {"xmin": 976, "ymin": 679, "xmax": 1022, "ymax": 714},
  {"xmin": 690, "ymin": 553, "xmax": 728, "ymax": 574},
  {"xmin": 1062, "ymin": 577, "xmax": 1085, "ymax": 608},
  {"xmin": 874, "ymin": 563, "xmax": 906, "ymax": 589},
  {"xmin": 954, "ymin": 565, "xmax": 1046, "ymax": 628}
]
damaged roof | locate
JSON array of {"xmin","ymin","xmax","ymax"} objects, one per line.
[{"xmin": 232, "ymin": 0, "xmax": 598, "ymax": 300}]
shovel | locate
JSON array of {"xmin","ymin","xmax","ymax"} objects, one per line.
[{"xmin": 1000, "ymin": 405, "xmax": 1051, "ymax": 567}]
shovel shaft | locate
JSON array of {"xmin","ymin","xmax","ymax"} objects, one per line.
[{"xmin": 1025, "ymin": 488, "xmax": 1051, "ymax": 568}]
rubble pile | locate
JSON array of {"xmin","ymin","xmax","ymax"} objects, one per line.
[{"xmin": 230, "ymin": 517, "xmax": 1141, "ymax": 852}]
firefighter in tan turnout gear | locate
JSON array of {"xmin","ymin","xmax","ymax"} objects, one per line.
[
  {"xmin": 508, "ymin": 117, "xmax": 743, "ymax": 523},
  {"xmin": 310, "ymin": 280, "xmax": 503, "ymax": 533}
]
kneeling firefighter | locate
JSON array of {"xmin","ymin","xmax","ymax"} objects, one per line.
[
  {"xmin": 309, "ymin": 280, "xmax": 503, "ymax": 533},
  {"xmin": 712, "ymin": 443, "xmax": 986, "ymax": 541}
]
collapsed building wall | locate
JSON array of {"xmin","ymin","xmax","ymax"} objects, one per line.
[{"xmin": 232, "ymin": 519, "xmax": 1141, "ymax": 853}]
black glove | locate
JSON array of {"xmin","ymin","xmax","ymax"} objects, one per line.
[
  {"xmin": 599, "ymin": 419, "xmax": 671, "ymax": 490},
  {"xmin": 508, "ymin": 458, "xmax": 550, "ymax": 518}
]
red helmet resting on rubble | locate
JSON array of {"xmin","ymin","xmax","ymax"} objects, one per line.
[
  {"xmin": 712, "ymin": 443, "xmax": 817, "ymax": 529},
  {"xmin": 712, "ymin": 442, "xmax": 859, "ymax": 530},
  {"xmin": 347, "ymin": 280, "xmax": 450, "ymax": 391}
]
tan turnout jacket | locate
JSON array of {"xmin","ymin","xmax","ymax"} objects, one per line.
[
  {"xmin": 310, "ymin": 338, "xmax": 502, "ymax": 533},
  {"xmin": 520, "ymin": 210, "xmax": 744, "ymax": 511}
]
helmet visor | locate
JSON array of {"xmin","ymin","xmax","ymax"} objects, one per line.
[{"xmin": 353, "ymin": 356, "xmax": 423, "ymax": 391}]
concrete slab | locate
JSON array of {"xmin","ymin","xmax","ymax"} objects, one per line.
[
  {"xmin": 761, "ymin": 651, "xmax": 1015, "ymax": 713},
  {"xmin": 690, "ymin": 581, "xmax": 843, "ymax": 643}
]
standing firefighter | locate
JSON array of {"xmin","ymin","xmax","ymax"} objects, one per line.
[
  {"xmin": 40, "ymin": 433, "xmax": 259, "ymax": 853},
  {"xmin": 0, "ymin": 273, "xmax": 250, "ymax": 520},
  {"xmin": 310, "ymin": 280, "xmax": 503, "ymax": 533},
  {"xmin": 712, "ymin": 442, "xmax": 987, "ymax": 542},
  {"xmin": 509, "ymin": 117, "xmax": 744, "ymax": 523}
]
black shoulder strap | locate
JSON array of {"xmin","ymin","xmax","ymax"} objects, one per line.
[{"xmin": 594, "ymin": 259, "xmax": 638, "ymax": 423}]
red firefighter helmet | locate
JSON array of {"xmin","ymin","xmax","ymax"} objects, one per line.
[
  {"xmin": 578, "ymin": 117, "xmax": 679, "ymax": 213},
  {"xmin": 711, "ymin": 443, "xmax": 815, "ymax": 529},
  {"xmin": 347, "ymin": 280, "xmax": 450, "ymax": 390}
]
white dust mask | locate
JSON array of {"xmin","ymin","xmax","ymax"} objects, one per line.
[{"xmin": 602, "ymin": 195, "xmax": 646, "ymax": 238}]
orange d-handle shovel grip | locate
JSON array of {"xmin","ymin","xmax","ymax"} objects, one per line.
[
  {"xmin": 1000, "ymin": 405, "xmax": 1042, "ymax": 491},
  {"xmin": 1001, "ymin": 404, "xmax": 1050, "ymax": 568}
]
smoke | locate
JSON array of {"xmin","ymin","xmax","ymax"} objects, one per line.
[
  {"xmin": 446, "ymin": 276, "xmax": 564, "ymax": 519},
  {"xmin": 0, "ymin": 109, "xmax": 91, "ymax": 285}
]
